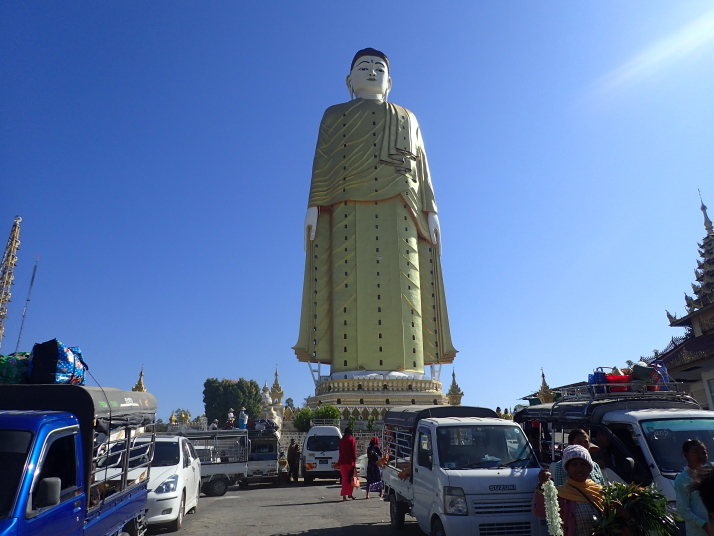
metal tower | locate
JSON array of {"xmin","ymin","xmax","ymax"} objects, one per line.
[
  {"xmin": 15, "ymin": 256, "xmax": 39, "ymax": 353},
  {"xmin": 0, "ymin": 216, "xmax": 22, "ymax": 351}
]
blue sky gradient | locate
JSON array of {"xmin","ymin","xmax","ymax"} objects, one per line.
[{"xmin": 2, "ymin": 2, "xmax": 714, "ymax": 418}]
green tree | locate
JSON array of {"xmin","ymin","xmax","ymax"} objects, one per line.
[
  {"xmin": 292, "ymin": 407, "xmax": 314, "ymax": 432},
  {"xmin": 367, "ymin": 415, "xmax": 376, "ymax": 431},
  {"xmin": 347, "ymin": 416, "xmax": 356, "ymax": 432},
  {"xmin": 284, "ymin": 397, "xmax": 295, "ymax": 410},
  {"xmin": 155, "ymin": 418, "xmax": 168, "ymax": 433},
  {"xmin": 203, "ymin": 378, "xmax": 262, "ymax": 425},
  {"xmin": 314, "ymin": 405, "xmax": 340, "ymax": 422}
]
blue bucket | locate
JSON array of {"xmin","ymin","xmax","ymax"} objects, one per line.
[{"xmin": 588, "ymin": 368, "xmax": 607, "ymax": 394}]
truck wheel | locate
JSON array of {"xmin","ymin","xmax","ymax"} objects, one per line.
[
  {"xmin": 169, "ymin": 491, "xmax": 185, "ymax": 532},
  {"xmin": 209, "ymin": 478, "xmax": 228, "ymax": 497},
  {"xmin": 304, "ymin": 474, "xmax": 314, "ymax": 485},
  {"xmin": 431, "ymin": 518, "xmax": 446, "ymax": 536},
  {"xmin": 390, "ymin": 495, "xmax": 405, "ymax": 529}
]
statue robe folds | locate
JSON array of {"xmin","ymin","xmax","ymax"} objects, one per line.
[{"xmin": 294, "ymin": 99, "xmax": 456, "ymax": 374}]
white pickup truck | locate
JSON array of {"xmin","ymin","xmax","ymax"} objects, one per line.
[
  {"xmin": 182, "ymin": 430, "xmax": 249, "ymax": 496},
  {"xmin": 382, "ymin": 406, "xmax": 545, "ymax": 536}
]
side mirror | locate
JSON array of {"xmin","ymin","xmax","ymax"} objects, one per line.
[
  {"xmin": 35, "ymin": 477, "xmax": 61, "ymax": 508},
  {"xmin": 622, "ymin": 457, "xmax": 636, "ymax": 474}
]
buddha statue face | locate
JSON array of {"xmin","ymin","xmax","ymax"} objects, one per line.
[{"xmin": 347, "ymin": 55, "xmax": 392, "ymax": 99}]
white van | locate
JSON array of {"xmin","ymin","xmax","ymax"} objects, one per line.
[{"xmin": 301, "ymin": 425, "xmax": 342, "ymax": 483}]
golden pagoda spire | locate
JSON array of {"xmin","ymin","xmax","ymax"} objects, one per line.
[
  {"xmin": 446, "ymin": 369, "xmax": 464, "ymax": 406},
  {"xmin": 270, "ymin": 365, "xmax": 284, "ymax": 405},
  {"xmin": 132, "ymin": 366, "xmax": 146, "ymax": 392},
  {"xmin": 536, "ymin": 368, "xmax": 556, "ymax": 404}
]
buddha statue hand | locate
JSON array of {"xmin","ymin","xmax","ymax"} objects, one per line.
[
  {"xmin": 304, "ymin": 206, "xmax": 318, "ymax": 251},
  {"xmin": 428, "ymin": 212, "xmax": 442, "ymax": 256}
]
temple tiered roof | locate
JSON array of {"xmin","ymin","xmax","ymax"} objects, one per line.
[
  {"xmin": 654, "ymin": 198, "xmax": 714, "ymax": 374},
  {"xmin": 667, "ymin": 199, "xmax": 714, "ymax": 327}
]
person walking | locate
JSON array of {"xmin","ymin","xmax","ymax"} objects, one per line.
[
  {"xmin": 365, "ymin": 436, "xmax": 383, "ymax": 499},
  {"xmin": 287, "ymin": 438, "xmax": 300, "ymax": 483},
  {"xmin": 675, "ymin": 439, "xmax": 710, "ymax": 536},
  {"xmin": 338, "ymin": 427, "xmax": 357, "ymax": 501},
  {"xmin": 209, "ymin": 419, "xmax": 219, "ymax": 430}
]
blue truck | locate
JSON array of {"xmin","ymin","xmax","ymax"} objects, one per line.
[{"xmin": 0, "ymin": 384, "xmax": 157, "ymax": 536}]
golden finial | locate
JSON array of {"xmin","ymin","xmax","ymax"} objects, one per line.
[{"xmin": 132, "ymin": 366, "xmax": 146, "ymax": 392}]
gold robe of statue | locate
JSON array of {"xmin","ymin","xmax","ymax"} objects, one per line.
[{"xmin": 294, "ymin": 98, "xmax": 456, "ymax": 374}]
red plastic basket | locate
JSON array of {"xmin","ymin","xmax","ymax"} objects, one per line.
[{"xmin": 606, "ymin": 374, "xmax": 630, "ymax": 392}]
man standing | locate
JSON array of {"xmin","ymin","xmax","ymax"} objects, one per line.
[
  {"xmin": 238, "ymin": 407, "xmax": 248, "ymax": 430},
  {"xmin": 287, "ymin": 439, "xmax": 300, "ymax": 483}
]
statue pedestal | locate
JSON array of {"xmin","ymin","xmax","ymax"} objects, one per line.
[{"xmin": 307, "ymin": 377, "xmax": 448, "ymax": 420}]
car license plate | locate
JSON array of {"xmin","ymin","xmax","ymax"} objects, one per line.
[{"xmin": 318, "ymin": 459, "xmax": 328, "ymax": 465}]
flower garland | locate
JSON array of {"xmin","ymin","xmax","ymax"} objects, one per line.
[{"xmin": 543, "ymin": 480, "xmax": 563, "ymax": 536}]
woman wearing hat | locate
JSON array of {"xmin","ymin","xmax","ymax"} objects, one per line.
[
  {"xmin": 551, "ymin": 429, "xmax": 605, "ymax": 486},
  {"xmin": 533, "ymin": 445, "xmax": 630, "ymax": 536}
]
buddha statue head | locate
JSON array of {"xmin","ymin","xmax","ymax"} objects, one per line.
[{"xmin": 346, "ymin": 48, "xmax": 392, "ymax": 101}]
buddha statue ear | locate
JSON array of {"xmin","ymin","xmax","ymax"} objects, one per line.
[
  {"xmin": 346, "ymin": 74, "xmax": 354, "ymax": 100},
  {"xmin": 384, "ymin": 77, "xmax": 393, "ymax": 102}
]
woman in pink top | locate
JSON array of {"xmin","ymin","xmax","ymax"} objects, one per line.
[{"xmin": 338, "ymin": 427, "xmax": 357, "ymax": 501}]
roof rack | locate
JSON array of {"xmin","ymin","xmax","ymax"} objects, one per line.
[
  {"xmin": 514, "ymin": 382, "xmax": 699, "ymax": 424},
  {"xmin": 557, "ymin": 381, "xmax": 691, "ymax": 402},
  {"xmin": 310, "ymin": 419, "xmax": 340, "ymax": 427}
]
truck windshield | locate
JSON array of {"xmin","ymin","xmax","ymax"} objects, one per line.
[
  {"xmin": 436, "ymin": 425, "xmax": 538, "ymax": 469},
  {"xmin": 641, "ymin": 418, "xmax": 714, "ymax": 475},
  {"xmin": 0, "ymin": 430, "xmax": 33, "ymax": 520},
  {"xmin": 306, "ymin": 436, "xmax": 340, "ymax": 452}
]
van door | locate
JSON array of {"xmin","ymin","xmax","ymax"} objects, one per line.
[
  {"xmin": 186, "ymin": 440, "xmax": 201, "ymax": 506},
  {"xmin": 412, "ymin": 427, "xmax": 435, "ymax": 529},
  {"xmin": 24, "ymin": 426, "xmax": 84, "ymax": 536},
  {"xmin": 182, "ymin": 439, "xmax": 198, "ymax": 505}
]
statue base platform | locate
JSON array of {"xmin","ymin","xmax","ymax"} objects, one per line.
[{"xmin": 306, "ymin": 377, "xmax": 448, "ymax": 420}]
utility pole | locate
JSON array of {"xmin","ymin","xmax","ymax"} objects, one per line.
[
  {"xmin": 15, "ymin": 256, "xmax": 39, "ymax": 353},
  {"xmin": 0, "ymin": 217, "xmax": 22, "ymax": 351}
]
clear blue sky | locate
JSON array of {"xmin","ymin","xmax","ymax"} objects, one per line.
[{"xmin": 2, "ymin": 2, "xmax": 713, "ymax": 419}]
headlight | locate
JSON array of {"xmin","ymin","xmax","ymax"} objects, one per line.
[
  {"xmin": 155, "ymin": 474, "xmax": 179, "ymax": 494},
  {"xmin": 444, "ymin": 486, "xmax": 468, "ymax": 515}
]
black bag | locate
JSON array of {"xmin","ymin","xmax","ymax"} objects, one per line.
[{"xmin": 29, "ymin": 339, "xmax": 88, "ymax": 385}]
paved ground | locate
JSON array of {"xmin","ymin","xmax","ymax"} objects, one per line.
[{"xmin": 149, "ymin": 478, "xmax": 424, "ymax": 536}]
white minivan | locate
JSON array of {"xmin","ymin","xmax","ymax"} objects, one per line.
[
  {"xmin": 138, "ymin": 435, "xmax": 201, "ymax": 531},
  {"xmin": 301, "ymin": 425, "xmax": 342, "ymax": 483}
]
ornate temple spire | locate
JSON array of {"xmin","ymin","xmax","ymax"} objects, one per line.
[
  {"xmin": 132, "ymin": 366, "xmax": 146, "ymax": 392},
  {"xmin": 446, "ymin": 369, "xmax": 464, "ymax": 406},
  {"xmin": 536, "ymin": 369, "xmax": 556, "ymax": 404},
  {"xmin": 270, "ymin": 365, "xmax": 284, "ymax": 405},
  {"xmin": 701, "ymin": 191, "xmax": 714, "ymax": 236},
  {"xmin": 682, "ymin": 194, "xmax": 714, "ymax": 317}
]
